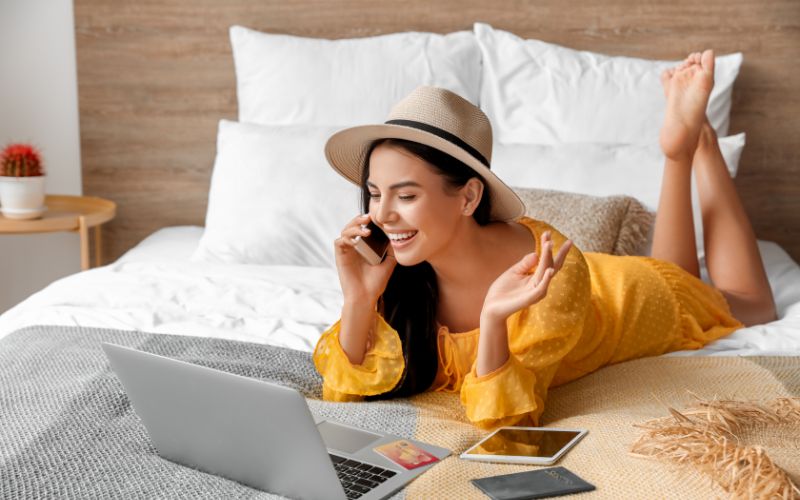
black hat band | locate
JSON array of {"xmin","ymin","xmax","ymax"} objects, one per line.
[{"xmin": 385, "ymin": 119, "xmax": 490, "ymax": 168}]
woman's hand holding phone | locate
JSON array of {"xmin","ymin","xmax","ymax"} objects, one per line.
[
  {"xmin": 335, "ymin": 214, "xmax": 396, "ymax": 305},
  {"xmin": 335, "ymin": 214, "xmax": 396, "ymax": 364}
]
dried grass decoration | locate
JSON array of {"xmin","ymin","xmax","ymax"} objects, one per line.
[{"xmin": 630, "ymin": 396, "xmax": 800, "ymax": 499}]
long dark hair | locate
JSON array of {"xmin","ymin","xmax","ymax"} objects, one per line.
[{"xmin": 363, "ymin": 138, "xmax": 491, "ymax": 399}]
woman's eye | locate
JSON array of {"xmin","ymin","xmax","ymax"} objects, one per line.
[
  {"xmin": 399, "ymin": 195, "xmax": 416, "ymax": 201},
  {"xmin": 369, "ymin": 193, "xmax": 381, "ymax": 199}
]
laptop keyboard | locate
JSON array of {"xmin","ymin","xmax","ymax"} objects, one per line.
[{"xmin": 329, "ymin": 454, "xmax": 397, "ymax": 499}]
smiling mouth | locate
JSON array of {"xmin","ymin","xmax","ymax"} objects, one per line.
[{"xmin": 386, "ymin": 231, "xmax": 418, "ymax": 246}]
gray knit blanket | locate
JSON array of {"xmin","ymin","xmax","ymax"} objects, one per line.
[{"xmin": 0, "ymin": 326, "xmax": 418, "ymax": 499}]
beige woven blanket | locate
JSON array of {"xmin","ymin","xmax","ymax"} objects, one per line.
[{"xmin": 406, "ymin": 356, "xmax": 800, "ymax": 499}]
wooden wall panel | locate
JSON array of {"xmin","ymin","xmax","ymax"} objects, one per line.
[{"xmin": 74, "ymin": 0, "xmax": 800, "ymax": 263}]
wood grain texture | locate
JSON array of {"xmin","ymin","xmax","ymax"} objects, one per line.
[{"xmin": 74, "ymin": 0, "xmax": 800, "ymax": 263}]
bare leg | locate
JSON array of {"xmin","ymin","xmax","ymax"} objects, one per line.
[
  {"xmin": 651, "ymin": 154, "xmax": 700, "ymax": 277},
  {"xmin": 693, "ymin": 123, "xmax": 777, "ymax": 325},
  {"xmin": 654, "ymin": 50, "xmax": 777, "ymax": 325},
  {"xmin": 651, "ymin": 52, "xmax": 713, "ymax": 278}
]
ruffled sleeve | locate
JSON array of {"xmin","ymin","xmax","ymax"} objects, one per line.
[
  {"xmin": 460, "ymin": 220, "xmax": 592, "ymax": 429},
  {"xmin": 313, "ymin": 313, "xmax": 405, "ymax": 402}
]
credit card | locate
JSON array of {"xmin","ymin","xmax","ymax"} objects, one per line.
[{"xmin": 374, "ymin": 440, "xmax": 439, "ymax": 470}]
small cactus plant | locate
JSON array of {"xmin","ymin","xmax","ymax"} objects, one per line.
[{"xmin": 0, "ymin": 143, "xmax": 45, "ymax": 177}]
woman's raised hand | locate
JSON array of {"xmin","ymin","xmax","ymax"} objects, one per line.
[
  {"xmin": 334, "ymin": 214, "xmax": 397, "ymax": 304},
  {"xmin": 481, "ymin": 231, "xmax": 572, "ymax": 322}
]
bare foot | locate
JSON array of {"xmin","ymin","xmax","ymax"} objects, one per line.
[
  {"xmin": 659, "ymin": 50, "xmax": 715, "ymax": 161},
  {"xmin": 662, "ymin": 60, "xmax": 716, "ymax": 150}
]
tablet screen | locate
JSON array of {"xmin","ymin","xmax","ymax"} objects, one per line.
[{"xmin": 463, "ymin": 428, "xmax": 582, "ymax": 458}]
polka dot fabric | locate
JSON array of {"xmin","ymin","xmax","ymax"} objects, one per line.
[
  {"xmin": 313, "ymin": 217, "xmax": 744, "ymax": 428},
  {"xmin": 313, "ymin": 314, "xmax": 405, "ymax": 401}
]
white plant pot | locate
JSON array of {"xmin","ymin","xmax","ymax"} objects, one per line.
[{"xmin": 0, "ymin": 176, "xmax": 46, "ymax": 219}]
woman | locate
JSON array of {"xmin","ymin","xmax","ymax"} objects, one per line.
[{"xmin": 313, "ymin": 50, "xmax": 776, "ymax": 429}]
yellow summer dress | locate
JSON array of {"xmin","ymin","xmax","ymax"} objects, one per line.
[{"xmin": 313, "ymin": 217, "xmax": 744, "ymax": 429}]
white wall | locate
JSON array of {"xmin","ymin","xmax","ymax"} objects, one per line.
[{"xmin": 0, "ymin": 0, "xmax": 83, "ymax": 313}]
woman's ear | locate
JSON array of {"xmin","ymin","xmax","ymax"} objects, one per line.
[{"xmin": 461, "ymin": 178, "xmax": 484, "ymax": 216}]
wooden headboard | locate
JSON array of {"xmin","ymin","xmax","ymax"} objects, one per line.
[{"xmin": 74, "ymin": 0, "xmax": 800, "ymax": 263}]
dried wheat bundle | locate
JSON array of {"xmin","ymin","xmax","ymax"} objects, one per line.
[{"xmin": 630, "ymin": 396, "xmax": 800, "ymax": 499}]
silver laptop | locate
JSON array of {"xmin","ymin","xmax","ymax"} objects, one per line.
[{"xmin": 102, "ymin": 343, "xmax": 449, "ymax": 500}]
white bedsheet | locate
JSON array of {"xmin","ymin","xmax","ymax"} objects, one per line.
[
  {"xmin": 1, "ymin": 226, "xmax": 799, "ymax": 357},
  {"xmin": 0, "ymin": 227, "xmax": 343, "ymax": 351}
]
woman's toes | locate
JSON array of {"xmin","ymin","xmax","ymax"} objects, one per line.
[
  {"xmin": 701, "ymin": 49, "xmax": 715, "ymax": 74},
  {"xmin": 661, "ymin": 69, "xmax": 675, "ymax": 97}
]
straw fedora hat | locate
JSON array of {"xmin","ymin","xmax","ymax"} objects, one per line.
[{"xmin": 324, "ymin": 86, "xmax": 525, "ymax": 222}]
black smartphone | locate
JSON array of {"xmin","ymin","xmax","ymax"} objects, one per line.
[{"xmin": 353, "ymin": 220, "xmax": 389, "ymax": 265}]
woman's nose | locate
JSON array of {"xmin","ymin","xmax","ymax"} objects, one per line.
[{"xmin": 373, "ymin": 199, "xmax": 395, "ymax": 225}]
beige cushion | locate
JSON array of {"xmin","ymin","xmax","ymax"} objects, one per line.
[{"xmin": 513, "ymin": 187, "xmax": 654, "ymax": 255}]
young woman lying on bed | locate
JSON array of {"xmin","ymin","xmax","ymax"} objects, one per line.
[{"xmin": 313, "ymin": 50, "xmax": 777, "ymax": 429}]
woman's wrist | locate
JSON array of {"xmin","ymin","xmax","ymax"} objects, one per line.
[
  {"xmin": 479, "ymin": 307, "xmax": 507, "ymax": 327},
  {"xmin": 476, "ymin": 314, "xmax": 510, "ymax": 377},
  {"xmin": 339, "ymin": 300, "xmax": 377, "ymax": 365},
  {"xmin": 343, "ymin": 292, "xmax": 379, "ymax": 310}
]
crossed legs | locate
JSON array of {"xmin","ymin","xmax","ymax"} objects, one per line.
[{"xmin": 651, "ymin": 50, "xmax": 777, "ymax": 326}]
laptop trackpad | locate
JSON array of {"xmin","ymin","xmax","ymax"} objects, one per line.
[{"xmin": 317, "ymin": 421, "xmax": 382, "ymax": 454}]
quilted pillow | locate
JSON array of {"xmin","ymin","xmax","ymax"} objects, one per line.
[{"xmin": 513, "ymin": 187, "xmax": 654, "ymax": 256}]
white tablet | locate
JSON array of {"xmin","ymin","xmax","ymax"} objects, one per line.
[{"xmin": 460, "ymin": 426, "xmax": 588, "ymax": 465}]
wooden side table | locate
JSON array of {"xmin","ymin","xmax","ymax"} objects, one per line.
[{"xmin": 0, "ymin": 195, "xmax": 116, "ymax": 270}]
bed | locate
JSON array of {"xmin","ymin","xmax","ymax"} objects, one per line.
[
  {"xmin": 3, "ymin": 3, "xmax": 800, "ymax": 499},
  {"xmin": 2, "ymin": 227, "xmax": 800, "ymax": 355},
  {"xmin": 2, "ymin": 227, "xmax": 799, "ymax": 499}
]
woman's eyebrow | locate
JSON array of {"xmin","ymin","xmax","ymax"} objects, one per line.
[{"xmin": 366, "ymin": 180, "xmax": 423, "ymax": 190}]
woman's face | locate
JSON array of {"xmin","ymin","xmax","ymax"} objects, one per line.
[{"xmin": 366, "ymin": 143, "xmax": 470, "ymax": 266}]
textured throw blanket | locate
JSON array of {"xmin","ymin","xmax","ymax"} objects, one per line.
[
  {"xmin": 0, "ymin": 326, "xmax": 418, "ymax": 499},
  {"xmin": 1, "ymin": 326, "xmax": 798, "ymax": 499}
]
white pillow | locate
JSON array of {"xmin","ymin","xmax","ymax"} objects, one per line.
[
  {"xmin": 193, "ymin": 122, "xmax": 743, "ymax": 268},
  {"xmin": 492, "ymin": 133, "xmax": 746, "ymax": 255},
  {"xmin": 192, "ymin": 120, "xmax": 360, "ymax": 268},
  {"xmin": 231, "ymin": 26, "xmax": 482, "ymax": 127},
  {"xmin": 475, "ymin": 22, "xmax": 743, "ymax": 145}
]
